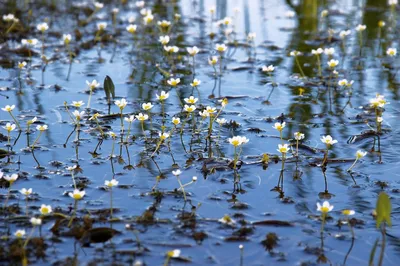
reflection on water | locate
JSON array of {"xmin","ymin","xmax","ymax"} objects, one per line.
[{"xmin": 0, "ymin": 0, "xmax": 399, "ymax": 265}]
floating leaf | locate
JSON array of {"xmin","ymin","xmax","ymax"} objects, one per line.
[
  {"xmin": 0, "ymin": 148, "xmax": 9, "ymax": 159},
  {"xmin": 103, "ymin": 75, "xmax": 115, "ymax": 103},
  {"xmin": 80, "ymin": 227, "xmax": 121, "ymax": 245},
  {"xmin": 376, "ymin": 192, "xmax": 392, "ymax": 228}
]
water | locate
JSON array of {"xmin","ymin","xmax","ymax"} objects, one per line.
[{"xmin": 0, "ymin": 0, "xmax": 399, "ymax": 265}]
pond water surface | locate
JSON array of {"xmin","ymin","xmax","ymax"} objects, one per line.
[{"xmin": 1, "ymin": 0, "xmax": 400, "ymax": 265}]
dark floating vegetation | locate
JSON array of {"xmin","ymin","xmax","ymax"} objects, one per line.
[{"xmin": 0, "ymin": 0, "xmax": 400, "ymax": 265}]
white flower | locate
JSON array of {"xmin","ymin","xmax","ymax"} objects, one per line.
[
  {"xmin": 324, "ymin": 48, "xmax": 335, "ymax": 56},
  {"xmin": 72, "ymin": 110, "xmax": 85, "ymax": 120},
  {"xmin": 3, "ymin": 14, "xmax": 15, "ymax": 22},
  {"xmin": 159, "ymin": 132, "xmax": 170, "ymax": 140},
  {"xmin": 66, "ymin": 165, "xmax": 77, "ymax": 171},
  {"xmin": 187, "ymin": 46, "xmax": 200, "ymax": 56},
  {"xmin": 387, "ymin": 48, "xmax": 397, "ymax": 57},
  {"xmin": 30, "ymin": 217, "xmax": 42, "ymax": 226},
  {"xmin": 190, "ymin": 79, "xmax": 201, "ymax": 87},
  {"xmin": 199, "ymin": 110, "xmax": 209, "ymax": 118},
  {"xmin": 124, "ymin": 115, "xmax": 135, "ymax": 123},
  {"xmin": 109, "ymin": 131, "xmax": 117, "ymax": 138},
  {"xmin": 158, "ymin": 20, "xmax": 171, "ymax": 27},
  {"xmin": 72, "ymin": 101, "xmax": 85, "ymax": 108},
  {"xmin": 184, "ymin": 105, "xmax": 196, "ymax": 113},
  {"xmin": 342, "ymin": 209, "xmax": 355, "ymax": 216},
  {"xmin": 389, "ymin": 0, "xmax": 398, "ymax": 5},
  {"xmin": 311, "ymin": 48, "xmax": 323, "ymax": 55},
  {"xmin": 370, "ymin": 94, "xmax": 388, "ymax": 108},
  {"xmin": 115, "ymin": 99, "xmax": 128, "ymax": 109},
  {"xmin": 172, "ymin": 169, "xmax": 182, "ymax": 176},
  {"xmin": 218, "ymin": 214, "xmax": 236, "ymax": 225},
  {"xmin": 128, "ymin": 16, "xmax": 136, "ymax": 23},
  {"xmin": 2, "ymin": 105, "xmax": 15, "ymax": 112},
  {"xmin": 143, "ymin": 14, "xmax": 154, "ymax": 25},
  {"xmin": 21, "ymin": 39, "xmax": 38, "ymax": 46},
  {"xmin": 277, "ymin": 144, "xmax": 290, "ymax": 154},
  {"xmin": 167, "ymin": 78, "xmax": 180, "ymax": 86},
  {"xmin": 285, "ymin": 11, "xmax": 295, "ymax": 18},
  {"xmin": 27, "ymin": 117, "xmax": 37, "ymax": 125},
  {"xmin": 36, "ymin": 125, "xmax": 48, "ymax": 131},
  {"xmin": 156, "ymin": 91, "xmax": 169, "ymax": 101},
  {"xmin": 290, "ymin": 50, "xmax": 302, "ymax": 56},
  {"xmin": 262, "ymin": 65, "xmax": 275, "ymax": 72},
  {"xmin": 4, "ymin": 174, "xmax": 18, "ymax": 183},
  {"xmin": 97, "ymin": 22, "xmax": 107, "ymax": 31},
  {"xmin": 159, "ymin": 35, "xmax": 170, "ymax": 45},
  {"xmin": 356, "ymin": 150, "xmax": 367, "ymax": 159},
  {"xmin": 18, "ymin": 61, "xmax": 27, "ymax": 69},
  {"xmin": 327, "ymin": 59, "xmax": 339, "ymax": 68},
  {"xmin": 215, "ymin": 43, "xmax": 227, "ymax": 52},
  {"xmin": 294, "ymin": 132, "xmax": 305, "ymax": 140},
  {"xmin": 86, "ymin": 80, "xmax": 100, "ymax": 90},
  {"xmin": 184, "ymin": 96, "xmax": 198, "ymax": 104},
  {"xmin": 105, "ymin": 179, "xmax": 119, "ymax": 187},
  {"xmin": 228, "ymin": 136, "xmax": 248, "ymax": 147},
  {"xmin": 112, "ymin": 8, "xmax": 119, "ymax": 14},
  {"xmin": 321, "ymin": 135, "xmax": 337, "ymax": 146},
  {"xmin": 377, "ymin": 117, "xmax": 383, "ymax": 123},
  {"xmin": 19, "ymin": 188, "xmax": 32, "ymax": 196},
  {"xmin": 339, "ymin": 30, "xmax": 351, "ymax": 39},
  {"xmin": 192, "ymin": 176, "xmax": 197, "ymax": 182},
  {"xmin": 247, "ymin": 32, "xmax": 256, "ymax": 41},
  {"xmin": 338, "ymin": 79, "xmax": 354, "ymax": 87},
  {"xmin": 163, "ymin": 46, "xmax": 179, "ymax": 53},
  {"xmin": 317, "ymin": 201, "xmax": 334, "ymax": 213},
  {"xmin": 3, "ymin": 123, "xmax": 16, "ymax": 132},
  {"xmin": 216, "ymin": 118, "xmax": 227, "ymax": 125},
  {"xmin": 94, "ymin": 2, "xmax": 104, "ymax": 9},
  {"xmin": 36, "ymin": 22, "xmax": 49, "ymax": 32},
  {"xmin": 272, "ymin": 122, "xmax": 286, "ymax": 131},
  {"xmin": 126, "ymin": 24, "xmax": 137, "ymax": 34},
  {"xmin": 14, "ymin": 229, "xmax": 26, "ymax": 238},
  {"xmin": 63, "ymin": 34, "xmax": 72, "ymax": 44},
  {"xmin": 68, "ymin": 189, "xmax": 85, "ymax": 200},
  {"xmin": 172, "ymin": 117, "xmax": 181, "ymax": 125},
  {"xmin": 167, "ymin": 249, "xmax": 181, "ymax": 258},
  {"xmin": 39, "ymin": 204, "xmax": 52, "ymax": 215},
  {"xmin": 355, "ymin": 24, "xmax": 366, "ymax": 32},
  {"xmin": 135, "ymin": 113, "xmax": 149, "ymax": 121},
  {"xmin": 142, "ymin": 102, "xmax": 154, "ymax": 110},
  {"xmin": 208, "ymin": 56, "xmax": 218, "ymax": 65},
  {"xmin": 136, "ymin": 1, "xmax": 145, "ymax": 8}
]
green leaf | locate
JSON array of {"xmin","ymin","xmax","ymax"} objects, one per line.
[
  {"xmin": 376, "ymin": 192, "xmax": 392, "ymax": 228},
  {"xmin": 103, "ymin": 75, "xmax": 115, "ymax": 103},
  {"xmin": 0, "ymin": 148, "xmax": 9, "ymax": 159}
]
